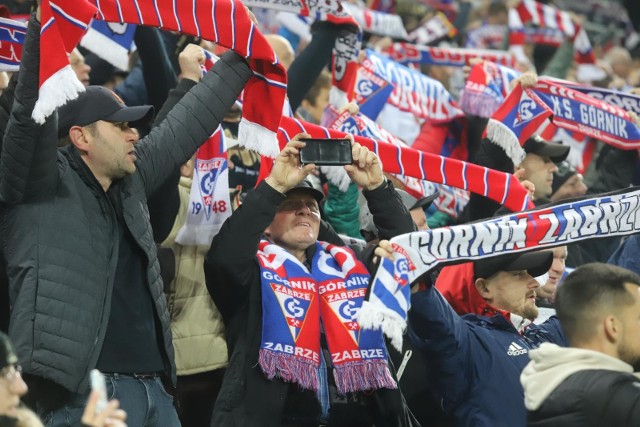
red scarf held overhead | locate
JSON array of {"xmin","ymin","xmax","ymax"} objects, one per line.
[
  {"xmin": 257, "ymin": 116, "xmax": 533, "ymax": 214},
  {"xmin": 35, "ymin": 0, "xmax": 286, "ymax": 158}
]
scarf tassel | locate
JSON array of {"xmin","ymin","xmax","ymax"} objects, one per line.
[
  {"xmin": 485, "ymin": 118, "xmax": 526, "ymax": 166},
  {"xmin": 259, "ymin": 349, "xmax": 319, "ymax": 391},
  {"xmin": 33, "ymin": 65, "xmax": 85, "ymax": 124},
  {"xmin": 334, "ymin": 360, "xmax": 397, "ymax": 394}
]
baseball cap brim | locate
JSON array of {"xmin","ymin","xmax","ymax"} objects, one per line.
[
  {"xmin": 474, "ymin": 251, "xmax": 553, "ymax": 279},
  {"xmin": 102, "ymin": 105, "xmax": 154, "ymax": 129},
  {"xmin": 285, "ymin": 180, "xmax": 324, "ymax": 203},
  {"xmin": 397, "ymin": 189, "xmax": 439, "ymax": 211},
  {"xmin": 524, "ymin": 137, "xmax": 570, "ymax": 163}
]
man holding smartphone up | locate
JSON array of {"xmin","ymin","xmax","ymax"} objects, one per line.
[{"xmin": 205, "ymin": 134, "xmax": 419, "ymax": 426}]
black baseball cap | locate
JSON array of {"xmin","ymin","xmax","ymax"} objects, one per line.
[
  {"xmin": 523, "ymin": 135, "xmax": 570, "ymax": 163},
  {"xmin": 57, "ymin": 86, "xmax": 154, "ymax": 138},
  {"xmin": 474, "ymin": 251, "xmax": 553, "ymax": 279},
  {"xmin": 397, "ymin": 189, "xmax": 439, "ymax": 211},
  {"xmin": 285, "ymin": 179, "xmax": 324, "ymax": 203}
]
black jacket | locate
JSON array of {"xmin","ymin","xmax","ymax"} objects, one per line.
[
  {"xmin": 0, "ymin": 15, "xmax": 251, "ymax": 393},
  {"xmin": 205, "ymin": 179, "xmax": 418, "ymax": 427},
  {"xmin": 528, "ymin": 369, "xmax": 640, "ymax": 427}
]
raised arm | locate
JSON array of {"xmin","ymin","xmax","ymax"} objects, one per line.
[
  {"xmin": 408, "ymin": 287, "xmax": 476, "ymax": 412},
  {"xmin": 0, "ymin": 12, "xmax": 59, "ymax": 204},
  {"xmin": 205, "ymin": 136, "xmax": 315, "ymax": 323},
  {"xmin": 134, "ymin": 49, "xmax": 251, "ymax": 197}
]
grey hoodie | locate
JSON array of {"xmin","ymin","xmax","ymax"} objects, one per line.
[{"xmin": 521, "ymin": 342, "xmax": 637, "ymax": 411}]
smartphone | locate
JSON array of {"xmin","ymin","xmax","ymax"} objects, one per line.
[
  {"xmin": 299, "ymin": 138, "xmax": 353, "ymax": 166},
  {"xmin": 90, "ymin": 369, "xmax": 108, "ymax": 414}
]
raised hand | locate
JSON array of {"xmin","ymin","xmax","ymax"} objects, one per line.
[
  {"xmin": 179, "ymin": 43, "xmax": 206, "ymax": 82},
  {"xmin": 265, "ymin": 134, "xmax": 316, "ymax": 194},
  {"xmin": 344, "ymin": 139, "xmax": 384, "ymax": 191}
]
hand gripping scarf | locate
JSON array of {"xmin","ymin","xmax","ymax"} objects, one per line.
[
  {"xmin": 257, "ymin": 240, "xmax": 396, "ymax": 393},
  {"xmin": 241, "ymin": 0, "xmax": 361, "ymax": 109},
  {"xmin": 488, "ymin": 78, "xmax": 640, "ymax": 165},
  {"xmin": 358, "ymin": 187, "xmax": 640, "ymax": 350},
  {"xmin": 36, "ymin": 0, "xmax": 286, "ymax": 158},
  {"xmin": 273, "ymin": 116, "xmax": 533, "ymax": 213}
]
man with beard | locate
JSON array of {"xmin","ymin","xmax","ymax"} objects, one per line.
[
  {"xmin": 408, "ymin": 251, "xmax": 568, "ymax": 427},
  {"xmin": 522, "ymin": 263, "xmax": 640, "ymax": 426}
]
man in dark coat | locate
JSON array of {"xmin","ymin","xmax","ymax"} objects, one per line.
[
  {"xmin": 522, "ymin": 263, "xmax": 640, "ymax": 427},
  {"xmin": 205, "ymin": 135, "xmax": 419, "ymax": 427},
  {"xmin": 0, "ymin": 7, "xmax": 251, "ymax": 426}
]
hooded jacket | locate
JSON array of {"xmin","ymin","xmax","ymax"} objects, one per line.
[
  {"xmin": 408, "ymin": 263, "xmax": 567, "ymax": 427},
  {"xmin": 522, "ymin": 343, "xmax": 640, "ymax": 427}
]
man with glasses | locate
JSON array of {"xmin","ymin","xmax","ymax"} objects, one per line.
[
  {"xmin": 0, "ymin": 332, "xmax": 27, "ymax": 421},
  {"xmin": 204, "ymin": 135, "xmax": 419, "ymax": 426}
]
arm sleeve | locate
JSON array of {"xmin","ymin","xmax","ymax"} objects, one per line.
[
  {"xmin": 134, "ymin": 50, "xmax": 251, "ymax": 197},
  {"xmin": 0, "ymin": 14, "xmax": 58, "ymax": 204},
  {"xmin": 322, "ymin": 181, "xmax": 362, "ymax": 238},
  {"xmin": 287, "ymin": 22, "xmax": 343, "ymax": 111},
  {"xmin": 146, "ymin": 78, "xmax": 198, "ymax": 242},
  {"xmin": 363, "ymin": 179, "xmax": 416, "ymax": 239},
  {"xmin": 408, "ymin": 287, "xmax": 475, "ymax": 410},
  {"xmin": 204, "ymin": 181, "xmax": 285, "ymax": 324}
]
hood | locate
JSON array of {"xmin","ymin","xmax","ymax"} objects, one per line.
[
  {"xmin": 521, "ymin": 342, "xmax": 634, "ymax": 411},
  {"xmin": 435, "ymin": 262, "xmax": 508, "ymax": 318}
]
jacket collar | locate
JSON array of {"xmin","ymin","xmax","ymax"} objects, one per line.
[{"xmin": 63, "ymin": 145, "xmax": 107, "ymax": 195}]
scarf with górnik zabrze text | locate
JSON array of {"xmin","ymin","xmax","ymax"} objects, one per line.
[{"xmin": 257, "ymin": 240, "xmax": 396, "ymax": 394}]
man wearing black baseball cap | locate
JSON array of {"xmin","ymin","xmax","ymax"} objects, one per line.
[
  {"xmin": 520, "ymin": 135, "xmax": 570, "ymax": 201},
  {"xmin": 0, "ymin": 7, "xmax": 252, "ymax": 426},
  {"xmin": 409, "ymin": 250, "xmax": 568, "ymax": 427},
  {"xmin": 397, "ymin": 189, "xmax": 438, "ymax": 231},
  {"xmin": 204, "ymin": 135, "xmax": 418, "ymax": 426}
]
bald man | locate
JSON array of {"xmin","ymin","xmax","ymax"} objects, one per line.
[{"xmin": 265, "ymin": 34, "xmax": 295, "ymax": 70}]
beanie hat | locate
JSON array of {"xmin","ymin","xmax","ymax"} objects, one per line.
[{"xmin": 551, "ymin": 161, "xmax": 578, "ymax": 195}]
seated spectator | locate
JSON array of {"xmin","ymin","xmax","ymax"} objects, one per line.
[
  {"xmin": 0, "ymin": 333, "xmax": 125, "ymax": 427},
  {"xmin": 205, "ymin": 135, "xmax": 418, "ymax": 426},
  {"xmin": 522, "ymin": 263, "xmax": 640, "ymax": 426},
  {"xmin": 409, "ymin": 251, "xmax": 567, "ymax": 427}
]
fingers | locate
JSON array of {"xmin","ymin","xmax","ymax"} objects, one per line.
[
  {"xmin": 374, "ymin": 240, "xmax": 395, "ymax": 262},
  {"xmin": 514, "ymin": 168, "xmax": 526, "ymax": 182},
  {"xmin": 352, "ymin": 142, "xmax": 378, "ymax": 169}
]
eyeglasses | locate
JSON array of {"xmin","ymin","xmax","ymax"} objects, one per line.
[
  {"xmin": 0, "ymin": 364, "xmax": 22, "ymax": 382},
  {"xmin": 276, "ymin": 199, "xmax": 320, "ymax": 214}
]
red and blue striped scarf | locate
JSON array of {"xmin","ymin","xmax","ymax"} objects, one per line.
[
  {"xmin": 34, "ymin": 0, "xmax": 286, "ymax": 158},
  {"xmin": 257, "ymin": 240, "xmax": 396, "ymax": 393},
  {"xmin": 271, "ymin": 116, "xmax": 533, "ymax": 213}
]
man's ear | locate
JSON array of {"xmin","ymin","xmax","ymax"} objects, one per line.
[
  {"xmin": 603, "ymin": 314, "xmax": 621, "ymax": 344},
  {"xmin": 69, "ymin": 126, "xmax": 89, "ymax": 152},
  {"xmin": 475, "ymin": 278, "xmax": 492, "ymax": 299}
]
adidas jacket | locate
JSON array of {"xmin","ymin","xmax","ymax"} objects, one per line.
[{"xmin": 408, "ymin": 286, "xmax": 567, "ymax": 427}]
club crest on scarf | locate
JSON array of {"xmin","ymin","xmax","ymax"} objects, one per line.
[
  {"xmin": 175, "ymin": 127, "xmax": 231, "ymax": 246},
  {"xmin": 361, "ymin": 187, "xmax": 640, "ymax": 349},
  {"xmin": 257, "ymin": 240, "xmax": 397, "ymax": 393}
]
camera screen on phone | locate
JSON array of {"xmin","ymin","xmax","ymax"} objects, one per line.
[{"xmin": 299, "ymin": 138, "xmax": 353, "ymax": 166}]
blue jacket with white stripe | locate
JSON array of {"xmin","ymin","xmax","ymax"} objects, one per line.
[{"xmin": 408, "ymin": 287, "xmax": 567, "ymax": 427}]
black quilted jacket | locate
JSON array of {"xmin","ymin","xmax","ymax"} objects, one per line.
[{"xmin": 0, "ymin": 15, "xmax": 251, "ymax": 393}]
